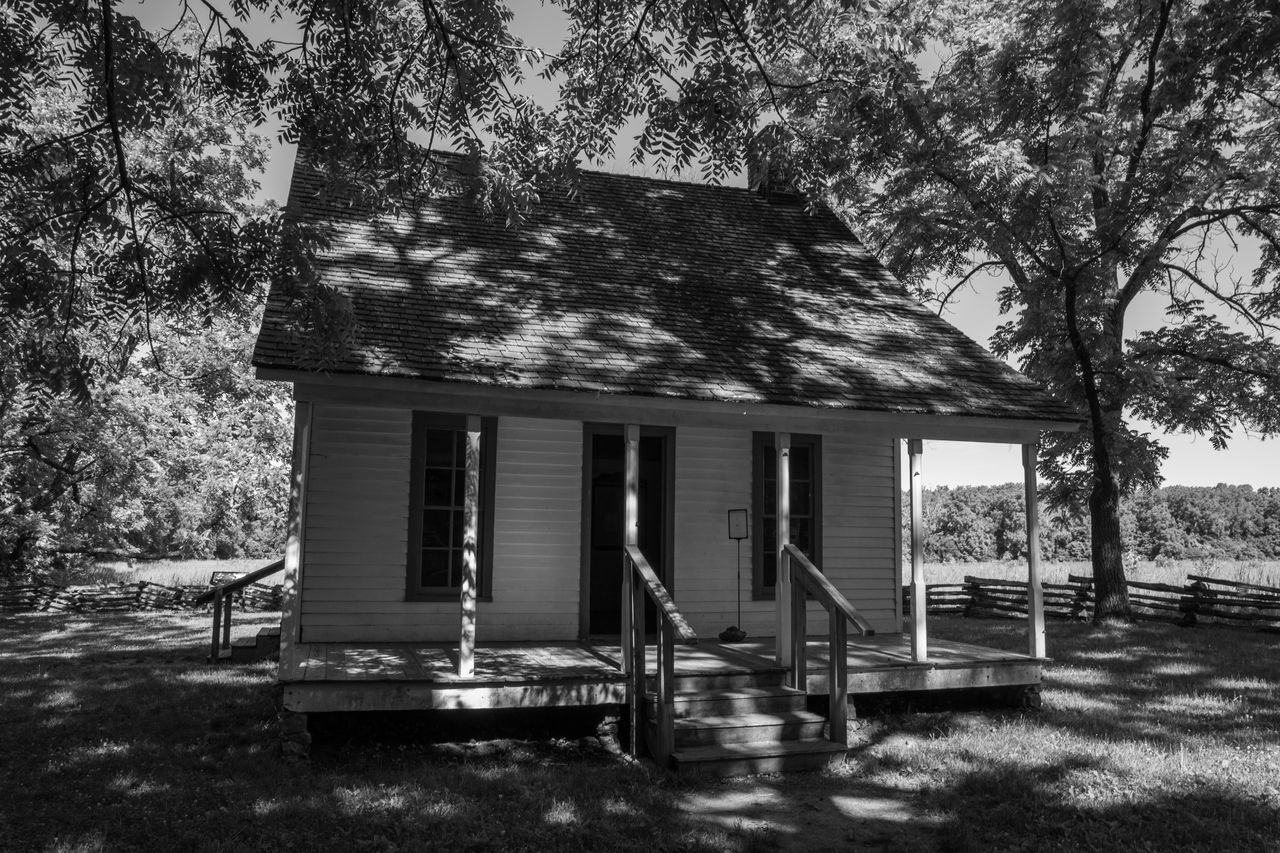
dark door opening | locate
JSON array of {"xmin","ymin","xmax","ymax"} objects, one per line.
[{"xmin": 584, "ymin": 428, "xmax": 672, "ymax": 637}]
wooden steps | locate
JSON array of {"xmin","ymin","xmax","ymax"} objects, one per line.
[
  {"xmin": 671, "ymin": 711, "xmax": 828, "ymax": 746},
  {"xmin": 644, "ymin": 665, "xmax": 846, "ymax": 777},
  {"xmin": 670, "ymin": 738, "xmax": 848, "ymax": 777},
  {"xmin": 223, "ymin": 626, "xmax": 281, "ymax": 663}
]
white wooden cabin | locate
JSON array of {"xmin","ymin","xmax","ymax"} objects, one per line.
[{"xmin": 253, "ymin": 153, "xmax": 1079, "ymax": 774}]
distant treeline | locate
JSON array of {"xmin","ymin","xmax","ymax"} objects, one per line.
[{"xmin": 916, "ymin": 484, "xmax": 1280, "ymax": 563}]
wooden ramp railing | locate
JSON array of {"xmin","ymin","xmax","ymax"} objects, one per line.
[
  {"xmin": 623, "ymin": 543, "xmax": 697, "ymax": 764},
  {"xmin": 783, "ymin": 543, "xmax": 875, "ymax": 746},
  {"xmin": 196, "ymin": 558, "xmax": 284, "ymax": 662}
]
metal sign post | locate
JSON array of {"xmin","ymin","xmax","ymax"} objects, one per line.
[{"xmin": 721, "ymin": 509, "xmax": 749, "ymax": 642}]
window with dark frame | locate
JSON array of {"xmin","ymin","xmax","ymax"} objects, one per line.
[
  {"xmin": 752, "ymin": 432, "xmax": 821, "ymax": 599},
  {"xmin": 406, "ymin": 414, "xmax": 496, "ymax": 600}
]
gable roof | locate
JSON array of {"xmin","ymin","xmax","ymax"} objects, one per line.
[{"xmin": 253, "ymin": 154, "xmax": 1079, "ymax": 424}]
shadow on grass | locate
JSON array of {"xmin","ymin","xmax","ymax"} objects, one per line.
[
  {"xmin": 932, "ymin": 614, "xmax": 1280, "ymax": 747},
  {"xmin": 0, "ymin": 613, "xmax": 737, "ymax": 853},
  {"xmin": 672, "ymin": 617, "xmax": 1280, "ymax": 852},
  {"xmin": 3, "ymin": 614, "xmax": 1278, "ymax": 852}
]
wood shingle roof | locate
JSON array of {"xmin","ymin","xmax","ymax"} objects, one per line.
[{"xmin": 253, "ymin": 154, "xmax": 1079, "ymax": 424}]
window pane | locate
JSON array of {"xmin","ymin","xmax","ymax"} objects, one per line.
[
  {"xmin": 791, "ymin": 445, "xmax": 811, "ymax": 472},
  {"xmin": 791, "ymin": 481, "xmax": 811, "ymax": 516},
  {"xmin": 790, "ymin": 519, "xmax": 812, "ymax": 553},
  {"xmin": 421, "ymin": 549, "xmax": 450, "ymax": 588},
  {"xmin": 411, "ymin": 418, "xmax": 490, "ymax": 595},
  {"xmin": 424, "ymin": 429, "xmax": 454, "ymax": 467},
  {"xmin": 423, "ymin": 467, "xmax": 451, "ymax": 506},
  {"xmin": 762, "ymin": 552, "xmax": 777, "ymax": 589},
  {"xmin": 423, "ymin": 509, "xmax": 452, "ymax": 547}
]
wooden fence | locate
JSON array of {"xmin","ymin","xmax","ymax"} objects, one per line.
[
  {"xmin": 0, "ymin": 578, "xmax": 282, "ymax": 614},
  {"xmin": 903, "ymin": 572, "xmax": 1280, "ymax": 629}
]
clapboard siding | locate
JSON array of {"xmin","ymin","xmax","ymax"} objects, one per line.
[
  {"xmin": 301, "ymin": 406, "xmax": 582, "ymax": 642},
  {"xmin": 671, "ymin": 428, "xmax": 900, "ymax": 638},
  {"xmin": 821, "ymin": 433, "xmax": 900, "ymax": 632},
  {"xmin": 300, "ymin": 408, "xmax": 899, "ymax": 643}
]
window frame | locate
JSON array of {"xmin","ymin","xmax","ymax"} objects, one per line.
[
  {"xmin": 405, "ymin": 413, "xmax": 497, "ymax": 602},
  {"xmin": 751, "ymin": 432, "xmax": 822, "ymax": 600}
]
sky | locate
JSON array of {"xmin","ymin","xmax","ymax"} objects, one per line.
[{"xmin": 134, "ymin": 1, "xmax": 1276, "ymax": 489}]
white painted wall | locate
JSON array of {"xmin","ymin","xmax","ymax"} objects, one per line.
[
  {"xmin": 299, "ymin": 404, "xmax": 900, "ymax": 643},
  {"xmin": 301, "ymin": 405, "xmax": 582, "ymax": 642},
  {"xmin": 671, "ymin": 427, "xmax": 900, "ymax": 639}
]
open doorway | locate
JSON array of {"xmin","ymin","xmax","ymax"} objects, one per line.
[{"xmin": 581, "ymin": 425, "xmax": 674, "ymax": 638}]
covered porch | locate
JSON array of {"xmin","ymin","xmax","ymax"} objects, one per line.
[{"xmin": 271, "ymin": 402, "xmax": 1052, "ymax": 770}]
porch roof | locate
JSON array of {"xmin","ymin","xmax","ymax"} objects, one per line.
[{"xmin": 254, "ymin": 153, "xmax": 1079, "ymax": 425}]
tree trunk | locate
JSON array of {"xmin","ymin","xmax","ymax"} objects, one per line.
[{"xmin": 1089, "ymin": 462, "xmax": 1131, "ymax": 621}]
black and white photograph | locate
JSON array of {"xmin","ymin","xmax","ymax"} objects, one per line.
[{"xmin": 2, "ymin": 1, "xmax": 1278, "ymax": 850}]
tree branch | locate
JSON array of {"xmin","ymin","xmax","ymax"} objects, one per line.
[
  {"xmin": 937, "ymin": 260, "xmax": 1005, "ymax": 311},
  {"xmin": 1160, "ymin": 262, "xmax": 1280, "ymax": 334},
  {"xmin": 1119, "ymin": 0, "xmax": 1173, "ymax": 209},
  {"xmin": 1132, "ymin": 346, "xmax": 1279, "ymax": 381}
]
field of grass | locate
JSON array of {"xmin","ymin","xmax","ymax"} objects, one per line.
[
  {"xmin": 91, "ymin": 558, "xmax": 285, "ymax": 588},
  {"xmin": 2, "ymin": 612, "xmax": 1277, "ymax": 852}
]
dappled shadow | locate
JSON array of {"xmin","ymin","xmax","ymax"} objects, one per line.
[
  {"xmin": 255, "ymin": 161, "xmax": 1069, "ymax": 422},
  {"xmin": 5, "ymin": 613, "xmax": 1278, "ymax": 852},
  {"xmin": 929, "ymin": 615, "xmax": 1280, "ymax": 750},
  {"xmin": 924, "ymin": 762, "xmax": 1280, "ymax": 852},
  {"xmin": 0, "ymin": 613, "xmax": 731, "ymax": 852},
  {"xmin": 675, "ymin": 616, "xmax": 1280, "ymax": 851}
]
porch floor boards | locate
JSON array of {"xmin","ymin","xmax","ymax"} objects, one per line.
[
  {"xmin": 282, "ymin": 634, "xmax": 1037, "ymax": 685},
  {"xmin": 287, "ymin": 641, "xmax": 622, "ymax": 683}
]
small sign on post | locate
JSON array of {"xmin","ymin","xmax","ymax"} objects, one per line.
[{"xmin": 721, "ymin": 509, "xmax": 749, "ymax": 642}]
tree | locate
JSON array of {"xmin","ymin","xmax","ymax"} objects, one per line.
[
  {"xmin": 2, "ymin": 0, "xmax": 908, "ymax": 571},
  {"xmin": 11, "ymin": 1, "xmax": 1274, "ymax": 613},
  {"xmin": 762, "ymin": 0, "xmax": 1280, "ymax": 619},
  {"xmin": 1, "ymin": 17, "xmax": 279, "ymax": 571}
]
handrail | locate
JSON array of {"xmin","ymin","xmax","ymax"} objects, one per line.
[
  {"xmin": 623, "ymin": 543, "xmax": 697, "ymax": 765},
  {"xmin": 194, "ymin": 557, "xmax": 286, "ymax": 605},
  {"xmin": 783, "ymin": 543, "xmax": 874, "ymax": 747},
  {"xmin": 201, "ymin": 557, "xmax": 284, "ymax": 663},
  {"xmin": 785, "ymin": 545, "xmax": 876, "ymax": 637},
  {"xmin": 624, "ymin": 544, "xmax": 697, "ymax": 643}
]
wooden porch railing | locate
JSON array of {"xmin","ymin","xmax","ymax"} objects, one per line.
[
  {"xmin": 623, "ymin": 543, "xmax": 697, "ymax": 764},
  {"xmin": 783, "ymin": 543, "xmax": 875, "ymax": 746},
  {"xmin": 196, "ymin": 558, "xmax": 284, "ymax": 662}
]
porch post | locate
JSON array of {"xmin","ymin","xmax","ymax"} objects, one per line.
[
  {"xmin": 621, "ymin": 424, "xmax": 639, "ymax": 673},
  {"xmin": 908, "ymin": 439, "xmax": 927, "ymax": 663},
  {"xmin": 458, "ymin": 416, "xmax": 482, "ymax": 678},
  {"xmin": 1023, "ymin": 442, "xmax": 1046, "ymax": 659},
  {"xmin": 775, "ymin": 432, "xmax": 792, "ymax": 670},
  {"xmin": 279, "ymin": 399, "xmax": 312, "ymax": 678}
]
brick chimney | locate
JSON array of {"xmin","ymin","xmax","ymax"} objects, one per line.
[{"xmin": 747, "ymin": 156, "xmax": 803, "ymax": 204}]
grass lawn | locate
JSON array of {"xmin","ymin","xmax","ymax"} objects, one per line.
[{"xmin": 1, "ymin": 613, "xmax": 1277, "ymax": 852}]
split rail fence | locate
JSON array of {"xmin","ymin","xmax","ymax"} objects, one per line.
[
  {"xmin": 0, "ymin": 577, "xmax": 282, "ymax": 614},
  {"xmin": 903, "ymin": 572, "xmax": 1280, "ymax": 629}
]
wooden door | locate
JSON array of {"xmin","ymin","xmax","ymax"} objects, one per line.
[{"xmin": 582, "ymin": 427, "xmax": 673, "ymax": 637}]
